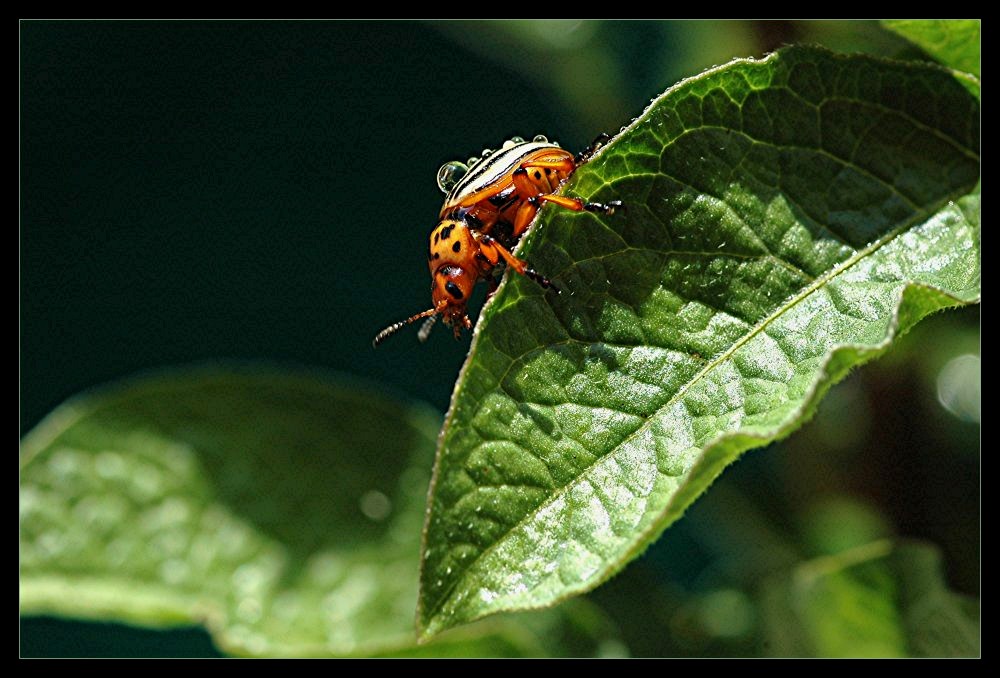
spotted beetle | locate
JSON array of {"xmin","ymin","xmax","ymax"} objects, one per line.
[{"xmin": 373, "ymin": 134, "xmax": 620, "ymax": 346}]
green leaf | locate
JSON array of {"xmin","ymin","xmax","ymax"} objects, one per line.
[
  {"xmin": 19, "ymin": 368, "xmax": 613, "ymax": 657},
  {"xmin": 418, "ymin": 46, "xmax": 981, "ymax": 637},
  {"xmin": 883, "ymin": 19, "xmax": 981, "ymax": 79},
  {"xmin": 759, "ymin": 541, "xmax": 980, "ymax": 657}
]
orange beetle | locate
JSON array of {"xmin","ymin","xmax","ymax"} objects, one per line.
[{"xmin": 373, "ymin": 134, "xmax": 620, "ymax": 346}]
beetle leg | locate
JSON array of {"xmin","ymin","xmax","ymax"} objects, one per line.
[
  {"xmin": 535, "ymin": 193, "xmax": 624, "ymax": 216},
  {"xmin": 513, "ymin": 167, "xmax": 621, "ymax": 218},
  {"xmin": 519, "ymin": 157, "xmax": 577, "ymax": 175},
  {"xmin": 452, "ymin": 313, "xmax": 472, "ymax": 339},
  {"xmin": 512, "ymin": 198, "xmax": 539, "ymax": 236},
  {"xmin": 584, "ymin": 199, "xmax": 624, "ymax": 214},
  {"xmin": 519, "ymin": 157, "xmax": 576, "ymax": 192},
  {"xmin": 477, "ymin": 234, "xmax": 558, "ymax": 293},
  {"xmin": 512, "ymin": 167, "xmax": 539, "ymax": 196},
  {"xmin": 510, "ymin": 168, "xmax": 542, "ymax": 237},
  {"xmin": 550, "ymin": 194, "xmax": 622, "ymax": 215},
  {"xmin": 574, "ymin": 132, "xmax": 611, "ymax": 163}
]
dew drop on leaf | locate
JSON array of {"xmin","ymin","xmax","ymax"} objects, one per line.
[{"xmin": 359, "ymin": 490, "xmax": 392, "ymax": 522}]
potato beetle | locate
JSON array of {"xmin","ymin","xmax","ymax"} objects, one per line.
[{"xmin": 373, "ymin": 134, "xmax": 620, "ymax": 346}]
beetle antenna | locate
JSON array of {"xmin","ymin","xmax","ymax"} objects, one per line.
[
  {"xmin": 417, "ymin": 315, "xmax": 438, "ymax": 343},
  {"xmin": 373, "ymin": 308, "xmax": 437, "ymax": 348}
]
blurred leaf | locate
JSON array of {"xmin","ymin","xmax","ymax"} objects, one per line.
[
  {"xmin": 418, "ymin": 46, "xmax": 980, "ymax": 637},
  {"xmin": 20, "ymin": 368, "xmax": 614, "ymax": 657},
  {"xmin": 431, "ymin": 20, "xmax": 760, "ymax": 136},
  {"xmin": 882, "ymin": 20, "xmax": 981, "ymax": 78},
  {"xmin": 801, "ymin": 497, "xmax": 893, "ymax": 556},
  {"xmin": 760, "ymin": 541, "xmax": 980, "ymax": 657}
]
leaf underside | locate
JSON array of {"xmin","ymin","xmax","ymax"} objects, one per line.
[{"xmin": 418, "ymin": 46, "xmax": 980, "ymax": 637}]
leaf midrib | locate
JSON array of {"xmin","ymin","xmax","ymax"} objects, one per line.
[{"xmin": 422, "ymin": 189, "xmax": 966, "ymax": 627}]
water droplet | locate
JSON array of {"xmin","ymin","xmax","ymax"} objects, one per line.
[
  {"xmin": 436, "ymin": 161, "xmax": 469, "ymax": 193},
  {"xmin": 467, "ymin": 156, "xmax": 479, "ymax": 166},
  {"xmin": 510, "ymin": 135, "xmax": 524, "ymax": 144},
  {"xmin": 359, "ymin": 490, "xmax": 392, "ymax": 522},
  {"xmin": 533, "ymin": 134, "xmax": 548, "ymax": 143},
  {"xmin": 482, "ymin": 148, "xmax": 493, "ymax": 157}
]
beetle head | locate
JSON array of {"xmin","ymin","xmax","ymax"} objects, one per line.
[
  {"xmin": 432, "ymin": 265, "xmax": 474, "ymax": 338},
  {"xmin": 372, "ymin": 265, "xmax": 475, "ymax": 347}
]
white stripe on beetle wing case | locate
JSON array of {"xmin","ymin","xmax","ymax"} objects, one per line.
[{"xmin": 446, "ymin": 142, "xmax": 557, "ymax": 204}]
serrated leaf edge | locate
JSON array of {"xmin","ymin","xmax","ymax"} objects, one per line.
[{"xmin": 417, "ymin": 46, "xmax": 980, "ymax": 637}]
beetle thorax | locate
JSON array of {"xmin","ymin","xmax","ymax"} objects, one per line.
[{"xmin": 428, "ymin": 220, "xmax": 477, "ymax": 275}]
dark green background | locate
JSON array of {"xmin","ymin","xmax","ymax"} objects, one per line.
[
  {"xmin": 21, "ymin": 21, "xmax": 582, "ymax": 429},
  {"xmin": 21, "ymin": 21, "xmax": 978, "ymax": 657}
]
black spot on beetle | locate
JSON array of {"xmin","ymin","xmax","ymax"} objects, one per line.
[
  {"xmin": 440, "ymin": 225, "xmax": 454, "ymax": 240},
  {"xmin": 445, "ymin": 281, "xmax": 464, "ymax": 300},
  {"xmin": 434, "ymin": 232, "xmax": 439, "ymax": 244},
  {"xmin": 434, "ymin": 252, "xmax": 440, "ymax": 259},
  {"xmin": 545, "ymin": 168, "xmax": 552, "ymax": 175},
  {"xmin": 452, "ymin": 241, "xmax": 461, "ymax": 253},
  {"xmin": 534, "ymin": 171, "xmax": 542, "ymax": 180}
]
